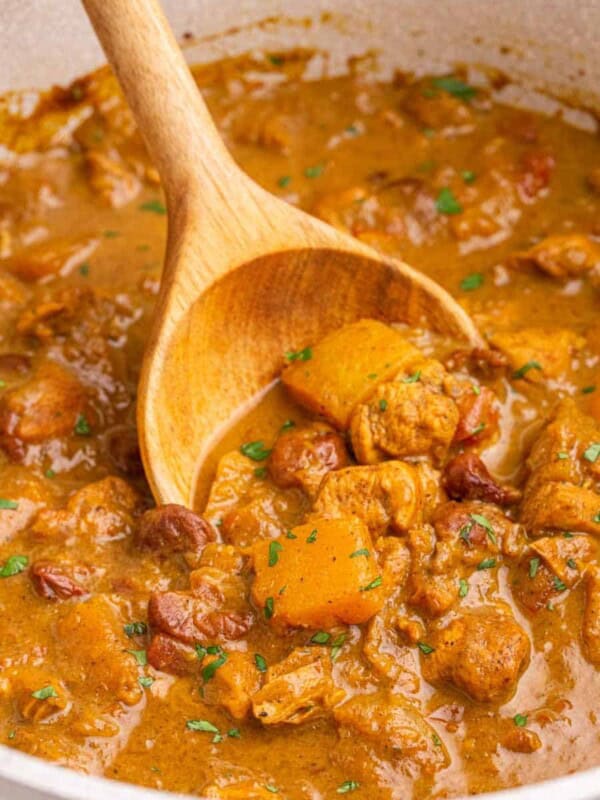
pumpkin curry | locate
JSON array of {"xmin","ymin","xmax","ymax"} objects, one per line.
[{"xmin": 1, "ymin": 50, "xmax": 600, "ymax": 799}]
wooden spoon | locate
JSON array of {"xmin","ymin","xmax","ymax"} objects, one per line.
[{"xmin": 82, "ymin": 0, "xmax": 483, "ymax": 507}]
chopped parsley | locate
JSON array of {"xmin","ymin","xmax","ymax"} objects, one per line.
[
  {"xmin": 471, "ymin": 423, "xmax": 486, "ymax": 436},
  {"xmin": 567, "ymin": 558, "xmax": 577, "ymax": 570},
  {"xmin": 379, "ymin": 398, "xmax": 388, "ymax": 412},
  {"xmin": 45, "ymin": 468, "xmax": 56, "ymax": 479},
  {"xmin": 594, "ymin": 512, "xmax": 600, "ymax": 524},
  {"xmin": 432, "ymin": 76, "xmax": 477, "ymax": 101},
  {"xmin": 127, "ymin": 649, "xmax": 147, "ymax": 666},
  {"xmin": 460, "ymin": 272, "xmax": 484, "ymax": 291},
  {"xmin": 461, "ymin": 170, "xmax": 477, "ymax": 184},
  {"xmin": 285, "ymin": 530, "xmax": 297, "ymax": 540},
  {"xmin": 74, "ymin": 414, "xmax": 91, "ymax": 436},
  {"xmin": 417, "ymin": 641, "xmax": 435, "ymax": 655},
  {"xmin": 583, "ymin": 442, "xmax": 600, "ymax": 463},
  {"xmin": 402, "ymin": 370, "xmax": 421, "ymax": 384},
  {"xmin": 582, "ymin": 385, "xmax": 597, "ymax": 394},
  {"xmin": 304, "ymin": 164, "xmax": 324, "ymax": 179},
  {"xmin": 470, "ymin": 513, "xmax": 496, "ymax": 545},
  {"xmin": 458, "ymin": 578, "xmax": 469, "ymax": 598},
  {"xmin": 359, "ymin": 575, "xmax": 382, "ymax": 592},
  {"xmin": 138, "ymin": 676, "xmax": 154, "ymax": 688},
  {"xmin": 285, "ymin": 347, "xmax": 312, "ymax": 363},
  {"xmin": 268, "ymin": 540, "xmax": 283, "ymax": 566},
  {"xmin": 306, "ymin": 529, "xmax": 318, "ymax": 544},
  {"xmin": 79, "ymin": 262, "xmax": 90, "ymax": 277},
  {"xmin": 513, "ymin": 713, "xmax": 528, "ymax": 727},
  {"xmin": 228, "ymin": 728, "xmax": 241, "ymax": 738},
  {"xmin": 529, "ymin": 557, "xmax": 540, "ymax": 579},
  {"xmin": 240, "ymin": 440, "xmax": 271, "ymax": 461},
  {"xmin": 310, "ymin": 631, "xmax": 331, "ymax": 645},
  {"xmin": 553, "ymin": 576, "xmax": 567, "ymax": 592},
  {"xmin": 264, "ymin": 597, "xmax": 275, "ymax": 620},
  {"xmin": 432, "ymin": 733, "xmax": 443, "ymax": 746},
  {"xmin": 281, "ymin": 419, "xmax": 295, "ymax": 431},
  {"xmin": 265, "ymin": 786, "xmax": 279, "ymax": 795},
  {"xmin": 337, "ymin": 781, "xmax": 360, "ymax": 794},
  {"xmin": 254, "ymin": 653, "xmax": 268, "ymax": 673},
  {"xmin": 477, "ymin": 557, "xmax": 497, "ymax": 570},
  {"xmin": 124, "ymin": 621, "xmax": 147, "ymax": 637},
  {"xmin": 186, "ymin": 719, "xmax": 219, "ymax": 734},
  {"xmin": 0, "ymin": 555, "xmax": 28, "ymax": 578},
  {"xmin": 31, "ymin": 685, "xmax": 58, "ymax": 700},
  {"xmin": 556, "ymin": 452, "xmax": 569, "ymax": 460},
  {"xmin": 459, "ymin": 522, "xmax": 473, "ymax": 544},
  {"xmin": 254, "ymin": 467, "xmax": 267, "ymax": 479},
  {"xmin": 202, "ymin": 651, "xmax": 228, "ymax": 682},
  {"xmin": 512, "ymin": 361, "xmax": 542, "ymax": 380},
  {"xmin": 103, "ymin": 229, "xmax": 120, "ymax": 238},
  {"xmin": 195, "ymin": 644, "xmax": 207, "ymax": 660},
  {"xmin": 277, "ymin": 175, "xmax": 291, "ymax": 188},
  {"xmin": 350, "ymin": 548, "xmax": 370, "ymax": 559},
  {"xmin": 140, "ymin": 199, "xmax": 166, "ymax": 214},
  {"xmin": 436, "ymin": 187, "xmax": 463, "ymax": 215},
  {"xmin": 0, "ymin": 499, "xmax": 19, "ymax": 510},
  {"xmin": 331, "ymin": 633, "xmax": 347, "ymax": 662}
]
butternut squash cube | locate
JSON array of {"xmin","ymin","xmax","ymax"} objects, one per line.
[
  {"xmin": 282, "ymin": 319, "xmax": 420, "ymax": 429},
  {"xmin": 251, "ymin": 518, "xmax": 384, "ymax": 628}
]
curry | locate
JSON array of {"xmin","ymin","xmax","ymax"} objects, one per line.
[{"xmin": 1, "ymin": 50, "xmax": 600, "ymax": 800}]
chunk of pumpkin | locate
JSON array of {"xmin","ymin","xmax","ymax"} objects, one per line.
[
  {"xmin": 251, "ymin": 518, "xmax": 383, "ymax": 628},
  {"xmin": 282, "ymin": 319, "xmax": 420, "ymax": 429}
]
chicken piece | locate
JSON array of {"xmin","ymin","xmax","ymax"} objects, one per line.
[
  {"xmin": 511, "ymin": 549, "xmax": 571, "ymax": 612},
  {"xmin": 314, "ymin": 460, "xmax": 442, "ymax": 537},
  {"xmin": 204, "ymin": 451, "xmax": 307, "ymax": 548},
  {"xmin": 490, "ymin": 328, "xmax": 584, "ymax": 383},
  {"xmin": 84, "ymin": 148, "xmax": 141, "ymax": 207},
  {"xmin": 251, "ymin": 518, "xmax": 383, "ymax": 629},
  {"xmin": 583, "ymin": 566, "xmax": 600, "ymax": 665},
  {"xmin": 4, "ymin": 666, "xmax": 68, "ymax": 723},
  {"xmin": 349, "ymin": 359, "xmax": 459, "ymax": 465},
  {"xmin": 509, "ymin": 234, "xmax": 600, "ymax": 281},
  {"xmin": 522, "ymin": 482, "xmax": 600, "ymax": 537},
  {"xmin": 268, "ymin": 422, "xmax": 349, "ymax": 497},
  {"xmin": 135, "ymin": 504, "xmax": 216, "ymax": 568},
  {"xmin": 0, "ymin": 465, "xmax": 58, "ymax": 546},
  {"xmin": 4, "ymin": 236, "xmax": 98, "ymax": 282},
  {"xmin": 56, "ymin": 596, "xmax": 142, "ymax": 705},
  {"xmin": 422, "ymin": 608, "xmax": 530, "ymax": 702},
  {"xmin": 442, "ymin": 452, "xmax": 521, "ymax": 505},
  {"xmin": 147, "ymin": 633, "xmax": 198, "ymax": 676},
  {"xmin": 0, "ymin": 362, "xmax": 89, "ymax": 459},
  {"xmin": 432, "ymin": 500, "xmax": 524, "ymax": 562},
  {"xmin": 282, "ymin": 319, "xmax": 422, "ymax": 429},
  {"xmin": 402, "ymin": 79, "xmax": 474, "ymax": 131},
  {"xmin": 204, "ymin": 651, "xmax": 261, "ymax": 720},
  {"xmin": 333, "ymin": 691, "xmax": 448, "ymax": 767},
  {"xmin": 252, "ymin": 647, "xmax": 343, "ymax": 725},
  {"xmin": 30, "ymin": 476, "xmax": 143, "ymax": 545},
  {"xmin": 406, "ymin": 524, "xmax": 462, "ymax": 618},
  {"xmin": 530, "ymin": 534, "xmax": 595, "ymax": 585}
]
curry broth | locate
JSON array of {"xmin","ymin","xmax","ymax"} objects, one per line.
[{"xmin": 0, "ymin": 51, "xmax": 599, "ymax": 799}]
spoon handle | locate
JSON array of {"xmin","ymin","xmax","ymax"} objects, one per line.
[{"xmin": 81, "ymin": 0, "xmax": 239, "ymax": 208}]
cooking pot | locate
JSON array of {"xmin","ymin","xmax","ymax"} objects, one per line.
[{"xmin": 1, "ymin": 1, "xmax": 599, "ymax": 798}]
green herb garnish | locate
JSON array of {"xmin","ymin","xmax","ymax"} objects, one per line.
[
  {"xmin": 460, "ymin": 272, "xmax": 484, "ymax": 291},
  {"xmin": 512, "ymin": 361, "xmax": 542, "ymax": 380},
  {"xmin": 240, "ymin": 440, "xmax": 271, "ymax": 461},
  {"xmin": 140, "ymin": 199, "xmax": 166, "ymax": 214},
  {"xmin": 436, "ymin": 187, "xmax": 463, "ymax": 215},
  {"xmin": 417, "ymin": 641, "xmax": 435, "ymax": 655},
  {"xmin": 0, "ymin": 555, "xmax": 28, "ymax": 578},
  {"xmin": 268, "ymin": 540, "xmax": 283, "ymax": 567}
]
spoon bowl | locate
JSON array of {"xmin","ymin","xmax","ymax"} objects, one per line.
[{"xmin": 82, "ymin": 0, "xmax": 483, "ymax": 506}]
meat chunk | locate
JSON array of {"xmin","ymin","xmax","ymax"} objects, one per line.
[
  {"xmin": 583, "ymin": 566, "xmax": 600, "ymax": 665},
  {"xmin": 0, "ymin": 362, "xmax": 89, "ymax": 458},
  {"xmin": 490, "ymin": 328, "xmax": 584, "ymax": 383},
  {"xmin": 433, "ymin": 500, "xmax": 523, "ymax": 561},
  {"xmin": 204, "ymin": 451, "xmax": 307, "ymax": 548},
  {"xmin": 4, "ymin": 236, "xmax": 98, "ymax": 282},
  {"xmin": 3, "ymin": 666, "xmax": 68, "ymax": 723},
  {"xmin": 30, "ymin": 476, "xmax": 143, "ymax": 545},
  {"xmin": 522, "ymin": 482, "xmax": 600, "ymax": 536},
  {"xmin": 147, "ymin": 633, "xmax": 198, "ymax": 676},
  {"xmin": 135, "ymin": 504, "xmax": 216, "ymax": 568},
  {"xmin": 251, "ymin": 518, "xmax": 383, "ymax": 629},
  {"xmin": 443, "ymin": 453, "xmax": 521, "ymax": 505},
  {"xmin": 349, "ymin": 359, "xmax": 459, "ymax": 465},
  {"xmin": 530, "ymin": 534, "xmax": 595, "ymax": 585},
  {"xmin": 421, "ymin": 608, "xmax": 530, "ymax": 702},
  {"xmin": 30, "ymin": 561, "xmax": 86, "ymax": 601},
  {"xmin": 149, "ymin": 563, "xmax": 253, "ymax": 645},
  {"xmin": 314, "ymin": 460, "xmax": 442, "ymax": 536},
  {"xmin": 252, "ymin": 647, "xmax": 343, "ymax": 725},
  {"xmin": 56, "ymin": 596, "xmax": 142, "ymax": 705},
  {"xmin": 453, "ymin": 385, "xmax": 499, "ymax": 443},
  {"xmin": 333, "ymin": 691, "xmax": 447, "ymax": 767},
  {"xmin": 204, "ymin": 651, "xmax": 261, "ymax": 720},
  {"xmin": 282, "ymin": 319, "xmax": 422, "ymax": 429},
  {"xmin": 509, "ymin": 234, "xmax": 600, "ymax": 281},
  {"xmin": 268, "ymin": 422, "xmax": 349, "ymax": 497}
]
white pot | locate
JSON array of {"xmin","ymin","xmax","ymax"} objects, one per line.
[{"xmin": 1, "ymin": 1, "xmax": 599, "ymax": 798}]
